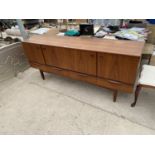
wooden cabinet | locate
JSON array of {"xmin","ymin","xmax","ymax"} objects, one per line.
[
  {"xmin": 41, "ymin": 45, "xmax": 96, "ymax": 76},
  {"xmin": 22, "ymin": 42, "xmax": 141, "ymax": 93},
  {"xmin": 22, "ymin": 35, "xmax": 144, "ymax": 101},
  {"xmin": 97, "ymin": 53, "xmax": 140, "ymax": 84},
  {"xmin": 23, "ymin": 43, "xmax": 45, "ymax": 64}
]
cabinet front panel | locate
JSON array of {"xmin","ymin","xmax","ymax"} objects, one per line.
[
  {"xmin": 42, "ymin": 46, "xmax": 75, "ymax": 70},
  {"xmin": 22, "ymin": 43, "xmax": 45, "ymax": 64},
  {"xmin": 74, "ymin": 50, "xmax": 96, "ymax": 75},
  {"xmin": 42, "ymin": 46, "xmax": 96, "ymax": 76},
  {"xmin": 97, "ymin": 53, "xmax": 140, "ymax": 84}
]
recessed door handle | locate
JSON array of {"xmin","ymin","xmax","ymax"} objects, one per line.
[
  {"xmin": 108, "ymin": 80, "xmax": 121, "ymax": 85},
  {"xmin": 78, "ymin": 73, "xmax": 89, "ymax": 77},
  {"xmin": 54, "ymin": 68, "xmax": 63, "ymax": 71}
]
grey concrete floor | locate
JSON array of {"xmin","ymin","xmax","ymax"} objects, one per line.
[{"xmin": 0, "ymin": 68, "xmax": 155, "ymax": 134}]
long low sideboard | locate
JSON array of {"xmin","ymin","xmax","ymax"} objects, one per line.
[{"xmin": 22, "ymin": 35, "xmax": 144, "ymax": 101}]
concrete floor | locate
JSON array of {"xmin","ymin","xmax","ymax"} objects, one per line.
[{"xmin": 0, "ymin": 68, "xmax": 155, "ymax": 134}]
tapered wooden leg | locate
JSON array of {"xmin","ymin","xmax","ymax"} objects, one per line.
[
  {"xmin": 40, "ymin": 70, "xmax": 45, "ymax": 80},
  {"xmin": 113, "ymin": 90, "xmax": 118, "ymax": 102},
  {"xmin": 148, "ymin": 55, "xmax": 152, "ymax": 64},
  {"xmin": 131, "ymin": 85, "xmax": 141, "ymax": 107}
]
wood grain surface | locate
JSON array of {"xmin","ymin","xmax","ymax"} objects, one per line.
[{"xmin": 23, "ymin": 34, "xmax": 144, "ymax": 57}]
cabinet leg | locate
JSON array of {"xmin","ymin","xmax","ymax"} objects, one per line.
[
  {"xmin": 131, "ymin": 85, "xmax": 141, "ymax": 107},
  {"xmin": 113, "ymin": 90, "xmax": 118, "ymax": 102},
  {"xmin": 40, "ymin": 70, "xmax": 45, "ymax": 80},
  {"xmin": 148, "ymin": 55, "xmax": 152, "ymax": 64}
]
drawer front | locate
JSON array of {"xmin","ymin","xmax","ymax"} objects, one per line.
[
  {"xmin": 97, "ymin": 78, "xmax": 133, "ymax": 93},
  {"xmin": 22, "ymin": 43, "xmax": 45, "ymax": 64},
  {"xmin": 67, "ymin": 71, "xmax": 97, "ymax": 84},
  {"xmin": 38, "ymin": 64, "xmax": 97, "ymax": 84},
  {"xmin": 97, "ymin": 53, "xmax": 140, "ymax": 84},
  {"xmin": 41, "ymin": 45, "xmax": 96, "ymax": 76}
]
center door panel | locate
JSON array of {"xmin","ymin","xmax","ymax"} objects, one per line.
[
  {"xmin": 41, "ymin": 45, "xmax": 96, "ymax": 76},
  {"xmin": 41, "ymin": 46, "xmax": 74, "ymax": 70}
]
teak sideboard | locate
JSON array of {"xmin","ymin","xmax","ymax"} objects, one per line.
[{"xmin": 22, "ymin": 35, "xmax": 144, "ymax": 101}]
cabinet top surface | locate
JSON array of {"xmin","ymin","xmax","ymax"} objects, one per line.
[{"xmin": 23, "ymin": 34, "xmax": 145, "ymax": 57}]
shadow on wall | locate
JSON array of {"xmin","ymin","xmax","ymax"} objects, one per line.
[{"xmin": 0, "ymin": 42, "xmax": 30, "ymax": 82}]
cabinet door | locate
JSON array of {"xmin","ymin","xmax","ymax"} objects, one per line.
[
  {"xmin": 22, "ymin": 43, "xmax": 45, "ymax": 64},
  {"xmin": 42, "ymin": 46, "xmax": 97, "ymax": 76},
  {"xmin": 41, "ymin": 46, "xmax": 75, "ymax": 70},
  {"xmin": 97, "ymin": 53, "xmax": 140, "ymax": 84},
  {"xmin": 74, "ymin": 50, "xmax": 96, "ymax": 75}
]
